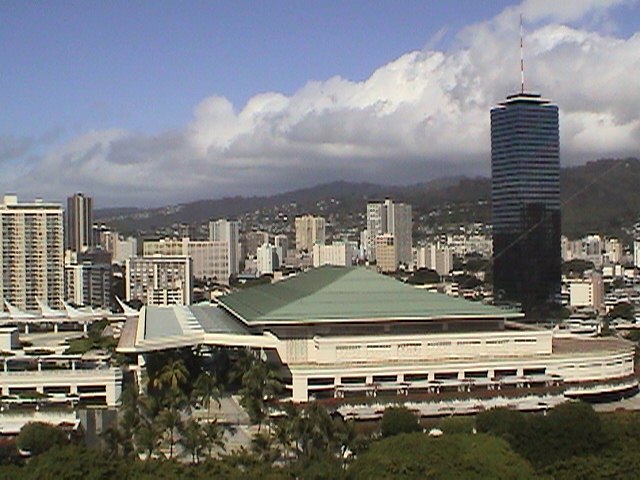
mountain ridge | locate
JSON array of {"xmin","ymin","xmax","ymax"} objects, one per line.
[{"xmin": 95, "ymin": 158, "xmax": 640, "ymax": 240}]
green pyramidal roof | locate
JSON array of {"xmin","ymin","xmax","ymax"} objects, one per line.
[{"xmin": 218, "ymin": 266, "xmax": 521, "ymax": 324}]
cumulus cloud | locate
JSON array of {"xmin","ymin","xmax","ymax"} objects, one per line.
[{"xmin": 2, "ymin": 0, "xmax": 639, "ymax": 206}]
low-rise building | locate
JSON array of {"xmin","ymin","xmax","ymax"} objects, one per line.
[{"xmin": 119, "ymin": 267, "xmax": 636, "ymax": 404}]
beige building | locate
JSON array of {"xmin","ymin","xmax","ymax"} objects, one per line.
[
  {"xmin": 143, "ymin": 238, "xmax": 230, "ymax": 284},
  {"xmin": 0, "ymin": 195, "xmax": 64, "ymax": 310},
  {"xmin": 125, "ymin": 255, "xmax": 192, "ymax": 306},
  {"xmin": 569, "ymin": 273, "xmax": 604, "ymax": 310},
  {"xmin": 375, "ymin": 234, "xmax": 397, "ymax": 273},
  {"xmin": 295, "ymin": 215, "xmax": 326, "ymax": 252},
  {"xmin": 101, "ymin": 232, "xmax": 137, "ymax": 265}
]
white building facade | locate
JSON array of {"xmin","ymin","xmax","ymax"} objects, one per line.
[
  {"xmin": 119, "ymin": 267, "xmax": 636, "ymax": 404},
  {"xmin": 256, "ymin": 243, "xmax": 278, "ymax": 275},
  {"xmin": 312, "ymin": 242, "xmax": 355, "ymax": 268},
  {"xmin": 125, "ymin": 255, "xmax": 192, "ymax": 305}
]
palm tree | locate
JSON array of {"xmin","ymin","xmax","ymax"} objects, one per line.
[
  {"xmin": 334, "ymin": 417, "xmax": 358, "ymax": 469},
  {"xmin": 251, "ymin": 431, "xmax": 278, "ymax": 464},
  {"xmin": 158, "ymin": 406, "xmax": 182, "ymax": 459},
  {"xmin": 239, "ymin": 361, "xmax": 282, "ymax": 431},
  {"xmin": 153, "ymin": 357, "xmax": 189, "ymax": 393},
  {"xmin": 299, "ymin": 402, "xmax": 337, "ymax": 461},
  {"xmin": 271, "ymin": 401, "xmax": 298, "ymax": 464},
  {"xmin": 100, "ymin": 424, "xmax": 124, "ymax": 459},
  {"xmin": 201, "ymin": 419, "xmax": 226, "ymax": 458},
  {"xmin": 179, "ymin": 419, "xmax": 205, "ymax": 464},
  {"xmin": 138, "ymin": 393, "xmax": 162, "ymax": 422},
  {"xmin": 192, "ymin": 371, "xmax": 221, "ymax": 418},
  {"xmin": 229, "ymin": 348, "xmax": 257, "ymax": 387},
  {"xmin": 134, "ymin": 420, "xmax": 161, "ymax": 460}
]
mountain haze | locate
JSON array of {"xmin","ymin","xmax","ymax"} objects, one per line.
[{"xmin": 96, "ymin": 158, "xmax": 640, "ymax": 240}]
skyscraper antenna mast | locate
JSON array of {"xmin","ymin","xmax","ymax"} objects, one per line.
[{"xmin": 520, "ymin": 14, "xmax": 525, "ymax": 94}]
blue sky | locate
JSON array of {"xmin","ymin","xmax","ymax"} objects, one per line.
[
  {"xmin": 1, "ymin": 0, "xmax": 639, "ymax": 206},
  {"xmin": 1, "ymin": 1, "xmax": 516, "ymax": 136}
]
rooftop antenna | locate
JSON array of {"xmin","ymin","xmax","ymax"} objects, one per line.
[{"xmin": 520, "ymin": 14, "xmax": 525, "ymax": 94}]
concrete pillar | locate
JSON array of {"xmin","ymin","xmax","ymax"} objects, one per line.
[
  {"xmin": 83, "ymin": 323, "xmax": 88, "ymax": 333},
  {"xmin": 71, "ymin": 360, "xmax": 76, "ymax": 371},
  {"xmin": 106, "ymin": 376, "xmax": 122, "ymax": 407},
  {"xmin": 291, "ymin": 375, "xmax": 308, "ymax": 403},
  {"xmin": 53, "ymin": 323, "xmax": 59, "ymax": 333},
  {"xmin": 24, "ymin": 324, "xmax": 30, "ymax": 334},
  {"xmin": 37, "ymin": 361, "xmax": 42, "ymax": 372}
]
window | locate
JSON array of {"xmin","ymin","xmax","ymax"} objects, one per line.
[
  {"xmin": 434, "ymin": 372, "xmax": 458, "ymax": 380},
  {"xmin": 308, "ymin": 377, "xmax": 334, "ymax": 386},
  {"xmin": 404, "ymin": 373, "xmax": 429, "ymax": 382},
  {"xmin": 373, "ymin": 375, "xmax": 397, "ymax": 383},
  {"xmin": 465, "ymin": 371, "xmax": 488, "ymax": 379},
  {"xmin": 341, "ymin": 376, "xmax": 366, "ymax": 385}
]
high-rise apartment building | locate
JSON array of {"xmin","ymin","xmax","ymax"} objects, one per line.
[
  {"xmin": 375, "ymin": 234, "xmax": 397, "ymax": 273},
  {"xmin": 66, "ymin": 193, "xmax": 93, "ymax": 253},
  {"xmin": 0, "ymin": 195, "xmax": 64, "ymax": 310},
  {"xmin": 65, "ymin": 262, "xmax": 112, "ymax": 309},
  {"xmin": 491, "ymin": 92, "xmax": 560, "ymax": 313},
  {"xmin": 295, "ymin": 215, "xmax": 326, "ymax": 252},
  {"xmin": 125, "ymin": 255, "xmax": 192, "ymax": 306},
  {"xmin": 366, "ymin": 199, "xmax": 412, "ymax": 267},
  {"xmin": 417, "ymin": 243, "xmax": 453, "ymax": 277},
  {"xmin": 256, "ymin": 243, "xmax": 278, "ymax": 275},
  {"xmin": 208, "ymin": 219, "xmax": 240, "ymax": 276},
  {"xmin": 274, "ymin": 234, "xmax": 289, "ymax": 267}
]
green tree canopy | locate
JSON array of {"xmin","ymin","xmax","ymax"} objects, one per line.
[
  {"xmin": 380, "ymin": 406, "xmax": 421, "ymax": 438},
  {"xmin": 347, "ymin": 433, "xmax": 536, "ymax": 479},
  {"xmin": 16, "ymin": 422, "xmax": 69, "ymax": 456}
]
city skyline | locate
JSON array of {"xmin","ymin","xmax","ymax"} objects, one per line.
[{"xmin": 1, "ymin": 0, "xmax": 639, "ymax": 207}]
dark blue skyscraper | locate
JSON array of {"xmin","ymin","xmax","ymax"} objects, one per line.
[{"xmin": 491, "ymin": 92, "xmax": 560, "ymax": 314}]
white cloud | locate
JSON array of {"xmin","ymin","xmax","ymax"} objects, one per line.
[{"xmin": 2, "ymin": 0, "xmax": 639, "ymax": 206}]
